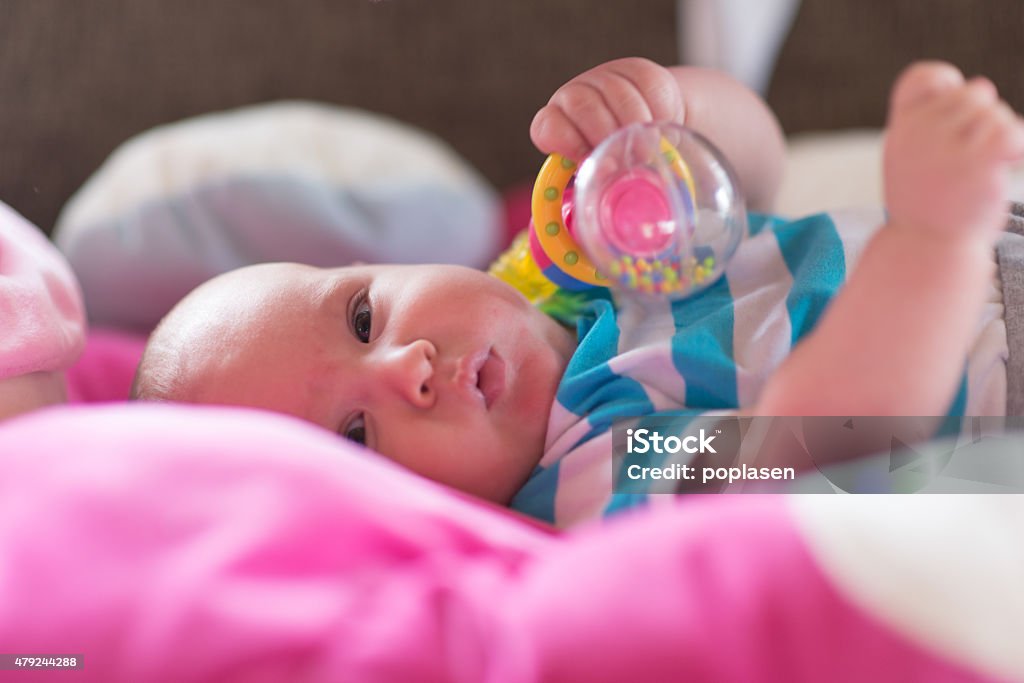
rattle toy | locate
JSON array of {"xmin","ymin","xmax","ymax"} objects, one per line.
[{"xmin": 490, "ymin": 122, "xmax": 747, "ymax": 303}]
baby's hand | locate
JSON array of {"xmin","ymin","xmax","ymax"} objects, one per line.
[
  {"xmin": 884, "ymin": 61, "xmax": 1024, "ymax": 243},
  {"xmin": 530, "ymin": 57, "xmax": 684, "ymax": 162}
]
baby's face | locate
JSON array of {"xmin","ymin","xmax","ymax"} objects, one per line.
[{"xmin": 177, "ymin": 262, "xmax": 575, "ymax": 504}]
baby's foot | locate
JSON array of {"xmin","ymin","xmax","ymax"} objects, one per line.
[{"xmin": 883, "ymin": 61, "xmax": 1024, "ymax": 242}]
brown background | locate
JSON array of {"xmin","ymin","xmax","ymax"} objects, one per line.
[
  {"xmin": 767, "ymin": 1, "xmax": 1024, "ymax": 134},
  {"xmin": 2, "ymin": 0, "xmax": 1022, "ymax": 236}
]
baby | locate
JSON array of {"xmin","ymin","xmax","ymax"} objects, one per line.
[{"xmin": 133, "ymin": 58, "xmax": 1024, "ymax": 525}]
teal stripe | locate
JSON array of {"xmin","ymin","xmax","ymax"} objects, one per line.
[
  {"xmin": 509, "ymin": 462, "xmax": 560, "ymax": 524},
  {"xmin": 948, "ymin": 373, "xmax": 967, "ymax": 416},
  {"xmin": 567, "ymin": 364, "xmax": 654, "ymax": 428},
  {"xmin": 557, "ymin": 299, "xmax": 653, "ymax": 422},
  {"xmin": 773, "ymin": 214, "xmax": 846, "ymax": 344},
  {"xmin": 935, "ymin": 372, "xmax": 969, "ymax": 440},
  {"xmin": 603, "ymin": 493, "xmax": 648, "ymax": 517},
  {"xmin": 747, "ymin": 211, "xmax": 787, "ymax": 238},
  {"xmin": 670, "ymin": 275, "xmax": 738, "ymax": 409}
]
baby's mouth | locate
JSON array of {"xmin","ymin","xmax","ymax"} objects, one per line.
[
  {"xmin": 457, "ymin": 348, "xmax": 506, "ymax": 410},
  {"xmin": 477, "ymin": 350, "xmax": 506, "ymax": 410}
]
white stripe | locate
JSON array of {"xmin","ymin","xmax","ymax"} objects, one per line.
[
  {"xmin": 830, "ymin": 206, "xmax": 884, "ymax": 272},
  {"xmin": 541, "ymin": 401, "xmax": 587, "ymax": 466},
  {"xmin": 607, "ymin": 341, "xmax": 687, "ymax": 412},
  {"xmin": 614, "ymin": 294, "xmax": 675, "ymax": 353},
  {"xmin": 553, "ymin": 434, "xmax": 614, "ymax": 527},
  {"xmin": 727, "ymin": 229, "xmax": 793, "ymax": 407}
]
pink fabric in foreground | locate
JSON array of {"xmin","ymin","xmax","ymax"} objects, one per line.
[
  {"xmin": 0, "ymin": 404, "xmax": 988, "ymax": 682},
  {"xmin": 65, "ymin": 328, "xmax": 146, "ymax": 403}
]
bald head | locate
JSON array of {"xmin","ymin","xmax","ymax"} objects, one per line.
[{"xmin": 131, "ymin": 263, "xmax": 326, "ymax": 402}]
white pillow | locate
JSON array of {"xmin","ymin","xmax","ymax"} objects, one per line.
[
  {"xmin": 55, "ymin": 102, "xmax": 502, "ymax": 331},
  {"xmin": 777, "ymin": 129, "xmax": 884, "ymax": 217},
  {"xmin": 778, "ymin": 128, "xmax": 1024, "ymax": 217}
]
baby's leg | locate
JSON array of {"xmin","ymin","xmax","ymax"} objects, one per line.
[{"xmin": 756, "ymin": 62, "xmax": 1024, "ymax": 417}]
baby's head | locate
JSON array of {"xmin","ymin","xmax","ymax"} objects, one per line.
[{"xmin": 133, "ymin": 262, "xmax": 576, "ymax": 503}]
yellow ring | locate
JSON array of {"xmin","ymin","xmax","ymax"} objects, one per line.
[
  {"xmin": 658, "ymin": 137, "xmax": 697, "ymax": 200},
  {"xmin": 531, "ymin": 154, "xmax": 604, "ymax": 285}
]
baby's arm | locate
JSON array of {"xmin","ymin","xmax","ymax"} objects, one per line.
[
  {"xmin": 757, "ymin": 62, "xmax": 1024, "ymax": 416},
  {"xmin": 531, "ymin": 58, "xmax": 785, "ymax": 212}
]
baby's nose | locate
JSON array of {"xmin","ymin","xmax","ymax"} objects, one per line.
[{"xmin": 381, "ymin": 339, "xmax": 437, "ymax": 409}]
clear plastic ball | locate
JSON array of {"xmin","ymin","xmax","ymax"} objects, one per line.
[{"xmin": 573, "ymin": 122, "xmax": 747, "ymax": 300}]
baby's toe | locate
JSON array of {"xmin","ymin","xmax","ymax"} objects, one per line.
[
  {"xmin": 888, "ymin": 61, "xmax": 964, "ymax": 120},
  {"xmin": 974, "ymin": 104, "xmax": 1024, "ymax": 160}
]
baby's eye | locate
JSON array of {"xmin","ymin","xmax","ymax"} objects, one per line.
[
  {"xmin": 342, "ymin": 413, "xmax": 366, "ymax": 445},
  {"xmin": 352, "ymin": 291, "xmax": 372, "ymax": 343}
]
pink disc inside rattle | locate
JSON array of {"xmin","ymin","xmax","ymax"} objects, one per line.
[{"xmin": 598, "ymin": 168, "xmax": 674, "ymax": 258}]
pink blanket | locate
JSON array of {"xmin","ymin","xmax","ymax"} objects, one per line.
[{"xmin": 0, "ymin": 404, "xmax": 1002, "ymax": 682}]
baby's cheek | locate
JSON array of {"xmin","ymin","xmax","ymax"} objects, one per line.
[
  {"xmin": 387, "ymin": 420, "xmax": 473, "ymax": 479},
  {"xmin": 437, "ymin": 419, "xmax": 522, "ymax": 500}
]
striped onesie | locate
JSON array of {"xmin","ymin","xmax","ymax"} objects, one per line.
[{"xmin": 510, "ymin": 208, "xmax": 1016, "ymax": 527}]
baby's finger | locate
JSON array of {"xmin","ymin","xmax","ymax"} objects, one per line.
[
  {"xmin": 605, "ymin": 58, "xmax": 684, "ymax": 124},
  {"xmin": 530, "ymin": 103, "xmax": 591, "ymax": 161},
  {"xmin": 573, "ymin": 68, "xmax": 655, "ymax": 129},
  {"xmin": 547, "ymin": 82, "xmax": 620, "ymax": 154}
]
